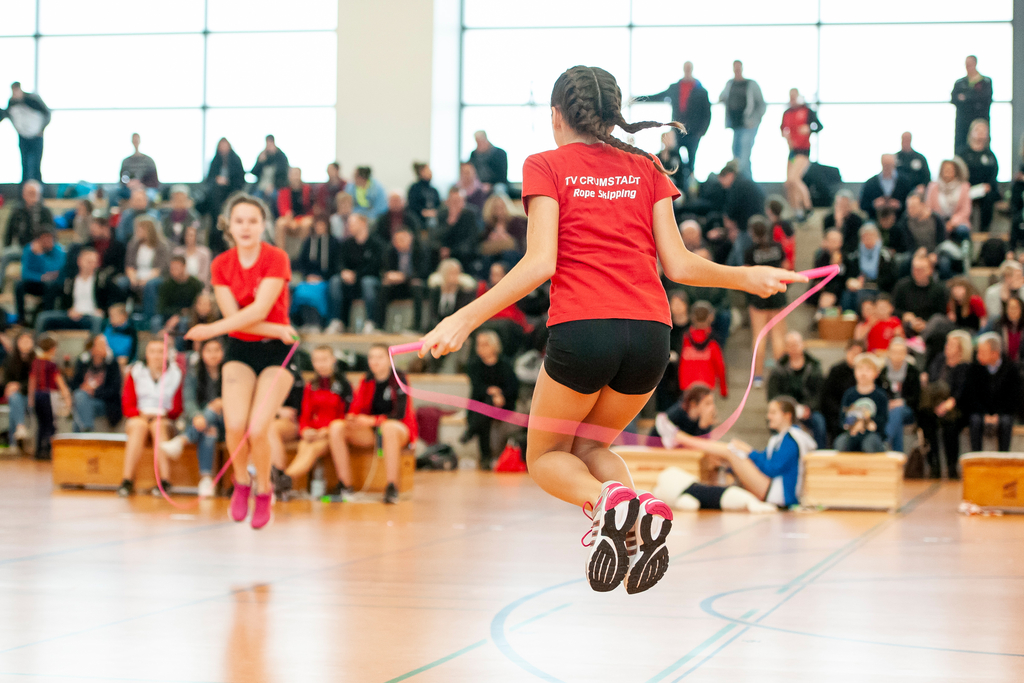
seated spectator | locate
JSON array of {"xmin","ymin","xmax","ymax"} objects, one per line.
[
  {"xmin": 2, "ymin": 182, "xmax": 54, "ymax": 291},
  {"xmin": 425, "ymin": 258, "xmax": 476, "ymax": 330},
  {"xmin": 407, "ymin": 162, "xmax": 441, "ymax": 229},
  {"xmin": 958, "ymin": 119, "xmax": 1000, "ymax": 231},
  {"xmin": 329, "ymin": 191, "xmax": 354, "ymax": 240},
  {"xmin": 346, "ymin": 166, "xmax": 388, "ymax": 221},
  {"xmin": 994, "ymin": 295, "xmax": 1024, "ymax": 362},
  {"xmin": 340, "ymin": 344, "xmax": 418, "ymax": 504},
  {"xmin": 28, "ymin": 335, "xmax": 71, "ymax": 460},
  {"xmin": 200, "ymin": 138, "xmax": 245, "ymax": 254},
  {"xmin": 339, "ymin": 214, "xmax": 385, "ymax": 333},
  {"xmin": 963, "ymin": 332, "xmax": 1023, "ymax": 454},
  {"xmin": 892, "ymin": 190, "xmax": 963, "ymax": 279},
  {"xmin": 480, "ymin": 194, "xmax": 527, "ymax": 273},
  {"xmin": 16, "ymin": 226, "xmax": 65, "ymax": 326},
  {"xmin": 119, "ymin": 133, "xmax": 159, "ymax": 190},
  {"xmin": 860, "ymin": 153, "xmax": 913, "ymax": 221},
  {"xmin": 69, "ymin": 334, "xmax": 122, "ymax": 433},
  {"xmin": 679, "ymin": 219, "xmax": 703, "ymax": 252},
  {"xmin": 918, "ymin": 330, "xmax": 972, "ymax": 478},
  {"xmin": 117, "ymin": 339, "xmax": 184, "ymax": 497},
  {"xmin": 892, "ymin": 254, "xmax": 947, "ymax": 339},
  {"xmin": 275, "ymin": 167, "xmax": 314, "ymax": 258},
  {"xmin": 172, "ymin": 223, "xmax": 212, "ymax": 287},
  {"xmin": 115, "ymin": 187, "xmax": 158, "ymax": 243},
  {"xmin": 864, "ymin": 293, "xmax": 904, "ymax": 352},
  {"xmin": 159, "ymin": 338, "xmax": 224, "ymax": 498},
  {"xmin": 984, "ymin": 260, "xmax": 1024, "ymax": 321},
  {"xmin": 161, "ymin": 185, "xmax": 200, "ymax": 247},
  {"xmin": 822, "ymin": 189, "xmax": 863, "ymax": 255},
  {"xmin": 946, "ymin": 276, "xmax": 987, "ymax": 332},
  {"xmin": 821, "ymin": 339, "xmax": 866, "ymax": 444},
  {"xmin": 463, "ymin": 331, "xmax": 519, "ymax": 470},
  {"xmin": 765, "ymin": 196, "xmax": 794, "ymax": 270},
  {"xmin": 374, "ymin": 192, "xmax": 421, "ymax": 244},
  {"xmin": 2, "ymin": 330, "xmax": 35, "ymax": 452},
  {"xmin": 103, "ymin": 303, "xmax": 137, "ymax": 366},
  {"xmin": 315, "ymin": 162, "xmax": 346, "ymax": 214},
  {"xmin": 55, "ymin": 198, "xmax": 93, "ymax": 241},
  {"xmin": 468, "ymin": 130, "xmax": 509, "ymax": 192},
  {"xmin": 895, "ymin": 131, "xmax": 931, "ymax": 191},
  {"xmin": 767, "ymin": 331, "xmax": 827, "ymax": 448},
  {"xmin": 126, "ymin": 216, "xmax": 171, "ymax": 324},
  {"xmin": 36, "ymin": 247, "xmax": 108, "ymax": 335},
  {"xmin": 155, "ymin": 255, "xmax": 204, "ymax": 334},
  {"xmin": 477, "ymin": 262, "xmax": 532, "ymax": 358},
  {"xmin": 677, "ymin": 245, "xmax": 732, "ymax": 343},
  {"xmin": 656, "ymin": 383, "xmax": 718, "ymax": 444},
  {"xmin": 875, "ymin": 207, "xmax": 898, "ymax": 250},
  {"xmin": 187, "ymin": 291, "xmax": 219, "ymax": 351},
  {"xmin": 927, "ymin": 159, "xmax": 973, "ymax": 237},
  {"xmin": 436, "ymin": 186, "xmax": 480, "ymax": 270},
  {"xmin": 380, "ymin": 228, "xmax": 429, "ymax": 332},
  {"xmin": 877, "ymin": 337, "xmax": 920, "ymax": 452},
  {"xmin": 294, "ymin": 213, "xmax": 344, "ymax": 333},
  {"xmin": 655, "ymin": 290, "xmax": 689, "ymax": 411},
  {"xmin": 718, "ymin": 161, "xmax": 766, "ymax": 266},
  {"xmin": 250, "ymin": 134, "xmax": 289, "ymax": 204},
  {"xmin": 835, "ymin": 354, "xmax": 888, "ymax": 452},
  {"xmin": 457, "ymin": 162, "xmax": 489, "ymax": 213},
  {"xmin": 679, "ymin": 301, "xmax": 727, "ymax": 398},
  {"xmin": 811, "ymin": 229, "xmax": 845, "ymax": 311},
  {"xmin": 841, "ymin": 223, "xmax": 897, "ymax": 312},
  {"xmin": 66, "ymin": 215, "xmax": 128, "ymax": 300},
  {"xmin": 745, "ymin": 216, "xmax": 788, "ymax": 386},
  {"xmin": 852, "ymin": 298, "xmax": 876, "ymax": 344}
]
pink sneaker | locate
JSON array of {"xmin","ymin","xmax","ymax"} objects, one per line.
[
  {"xmin": 250, "ymin": 492, "xmax": 273, "ymax": 530},
  {"xmin": 229, "ymin": 481, "xmax": 251, "ymax": 522},
  {"xmin": 582, "ymin": 481, "xmax": 639, "ymax": 592},
  {"xmin": 624, "ymin": 492, "xmax": 673, "ymax": 595}
]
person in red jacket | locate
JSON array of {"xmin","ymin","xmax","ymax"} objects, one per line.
[
  {"xmin": 117, "ymin": 339, "xmax": 184, "ymax": 497},
  {"xmin": 275, "ymin": 167, "xmax": 314, "ymax": 256},
  {"xmin": 341, "ymin": 344, "xmax": 417, "ymax": 504},
  {"xmin": 765, "ymin": 196, "xmax": 795, "ymax": 270},
  {"xmin": 678, "ymin": 302, "xmax": 728, "ymax": 398},
  {"xmin": 780, "ymin": 88, "xmax": 822, "ymax": 222}
]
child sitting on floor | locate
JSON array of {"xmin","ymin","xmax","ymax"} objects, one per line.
[{"xmin": 834, "ymin": 353, "xmax": 889, "ymax": 452}]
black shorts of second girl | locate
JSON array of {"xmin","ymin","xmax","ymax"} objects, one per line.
[
  {"xmin": 544, "ymin": 319, "xmax": 670, "ymax": 395},
  {"xmin": 224, "ymin": 337, "xmax": 293, "ymax": 375}
]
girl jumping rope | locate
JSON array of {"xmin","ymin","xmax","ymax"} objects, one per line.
[
  {"xmin": 185, "ymin": 193, "xmax": 298, "ymax": 529},
  {"xmin": 419, "ymin": 66, "xmax": 804, "ymax": 593}
]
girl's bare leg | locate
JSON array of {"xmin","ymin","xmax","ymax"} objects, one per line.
[
  {"xmin": 222, "ymin": 362, "xmax": 257, "ymax": 485},
  {"xmin": 723, "ymin": 453, "xmax": 772, "ymax": 500},
  {"xmin": 380, "ymin": 419, "xmax": 410, "ymax": 484},
  {"xmin": 327, "ymin": 419, "xmax": 352, "ymax": 487},
  {"xmin": 247, "ymin": 367, "xmax": 295, "ymax": 495},
  {"xmin": 122, "ymin": 416, "xmax": 149, "ymax": 481},
  {"xmin": 285, "ymin": 436, "xmax": 330, "ymax": 478}
]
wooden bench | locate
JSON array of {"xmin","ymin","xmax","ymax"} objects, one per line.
[
  {"xmin": 801, "ymin": 450, "xmax": 907, "ymax": 512},
  {"xmin": 51, "ymin": 433, "xmax": 207, "ymax": 492},
  {"xmin": 961, "ymin": 452, "xmax": 1024, "ymax": 512},
  {"xmin": 613, "ymin": 446, "xmax": 703, "ymax": 491},
  {"xmin": 282, "ymin": 444, "xmax": 416, "ymax": 494}
]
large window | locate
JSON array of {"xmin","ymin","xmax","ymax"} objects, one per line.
[
  {"xmin": 0, "ymin": 0, "xmax": 337, "ymax": 184},
  {"xmin": 461, "ymin": 0, "xmax": 1013, "ymax": 183}
]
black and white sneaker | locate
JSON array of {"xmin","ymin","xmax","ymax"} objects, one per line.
[
  {"xmin": 117, "ymin": 479, "xmax": 134, "ymax": 497},
  {"xmin": 383, "ymin": 482, "xmax": 399, "ymax": 504},
  {"xmin": 581, "ymin": 481, "xmax": 639, "ymax": 592},
  {"xmin": 624, "ymin": 492, "xmax": 673, "ymax": 595},
  {"xmin": 151, "ymin": 480, "xmax": 172, "ymax": 497},
  {"xmin": 271, "ymin": 467, "xmax": 292, "ymax": 497}
]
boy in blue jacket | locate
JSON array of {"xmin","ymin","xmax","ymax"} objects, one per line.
[{"xmin": 16, "ymin": 226, "xmax": 65, "ymax": 325}]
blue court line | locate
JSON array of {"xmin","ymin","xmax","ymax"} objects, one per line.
[{"xmin": 644, "ymin": 609, "xmax": 758, "ymax": 683}]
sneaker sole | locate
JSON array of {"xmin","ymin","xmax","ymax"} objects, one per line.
[
  {"xmin": 586, "ymin": 492, "xmax": 639, "ymax": 592},
  {"xmin": 625, "ymin": 500, "xmax": 673, "ymax": 595}
]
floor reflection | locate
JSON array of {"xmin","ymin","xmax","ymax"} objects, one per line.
[{"xmin": 227, "ymin": 584, "xmax": 271, "ymax": 683}]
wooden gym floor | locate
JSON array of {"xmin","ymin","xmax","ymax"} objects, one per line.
[{"xmin": 1, "ymin": 459, "xmax": 1022, "ymax": 682}]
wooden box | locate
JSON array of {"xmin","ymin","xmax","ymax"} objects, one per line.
[
  {"xmin": 818, "ymin": 317, "xmax": 857, "ymax": 341},
  {"xmin": 613, "ymin": 446, "xmax": 703, "ymax": 491},
  {"xmin": 801, "ymin": 450, "xmax": 907, "ymax": 512},
  {"xmin": 284, "ymin": 445, "xmax": 416, "ymax": 494},
  {"xmin": 961, "ymin": 452, "xmax": 1024, "ymax": 511},
  {"xmin": 52, "ymin": 433, "xmax": 205, "ymax": 491}
]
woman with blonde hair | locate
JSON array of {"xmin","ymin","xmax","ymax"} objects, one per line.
[
  {"xmin": 125, "ymin": 215, "xmax": 170, "ymax": 323},
  {"xmin": 926, "ymin": 159, "xmax": 972, "ymax": 235}
]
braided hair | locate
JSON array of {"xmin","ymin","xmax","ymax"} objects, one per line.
[{"xmin": 550, "ymin": 66, "xmax": 684, "ymax": 175}]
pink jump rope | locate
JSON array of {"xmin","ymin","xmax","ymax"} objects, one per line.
[{"xmin": 388, "ymin": 265, "xmax": 839, "ymax": 445}]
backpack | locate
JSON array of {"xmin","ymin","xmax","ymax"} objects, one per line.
[
  {"xmin": 416, "ymin": 443, "xmax": 458, "ymax": 471},
  {"xmin": 979, "ymin": 237, "xmax": 1008, "ymax": 268},
  {"xmin": 904, "ymin": 429, "xmax": 928, "ymax": 479}
]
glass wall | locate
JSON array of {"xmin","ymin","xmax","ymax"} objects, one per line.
[
  {"xmin": 461, "ymin": 0, "xmax": 1013, "ymax": 183},
  {"xmin": 0, "ymin": 0, "xmax": 337, "ymax": 183}
]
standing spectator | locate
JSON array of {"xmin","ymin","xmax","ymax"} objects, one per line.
[
  {"xmin": 464, "ymin": 331, "xmax": 519, "ymax": 470},
  {"xmin": 892, "ymin": 254, "xmax": 947, "ymax": 337},
  {"xmin": 161, "ymin": 185, "xmax": 200, "ymax": 247},
  {"xmin": 425, "ymin": 258, "xmax": 476, "ymax": 331},
  {"xmin": 918, "ymin": 330, "xmax": 972, "ymax": 478},
  {"xmin": 841, "ymin": 223, "xmax": 897, "ymax": 312},
  {"xmin": 118, "ymin": 133, "xmax": 159, "ymax": 190},
  {"xmin": 835, "ymin": 354, "xmax": 889, "ymax": 452},
  {"xmin": 1, "ymin": 82, "xmax": 50, "ymax": 182},
  {"xmin": 963, "ymin": 332, "xmax": 1023, "ymax": 454},
  {"xmin": 407, "ymin": 162, "xmax": 441, "ymax": 230},
  {"xmin": 678, "ymin": 301, "xmax": 727, "ymax": 398},
  {"xmin": 379, "ymin": 228, "xmax": 429, "ymax": 332},
  {"xmin": 339, "ymin": 214, "xmax": 384, "ymax": 333},
  {"xmin": 346, "ymin": 166, "xmax": 388, "ymax": 221},
  {"xmin": 958, "ymin": 119, "xmax": 1000, "ymax": 232},
  {"xmin": 994, "ymin": 295, "xmax": 1024, "ymax": 363},
  {"xmin": 16, "ymin": 227, "xmax": 65, "ymax": 326},
  {"xmin": 2, "ymin": 331, "xmax": 35, "ymax": 452},
  {"xmin": 945, "ymin": 276, "xmax": 987, "ymax": 332},
  {"xmin": 744, "ymin": 217, "xmax": 787, "ymax": 388},
  {"xmin": 896, "ymin": 132, "xmax": 931, "ymax": 192},
  {"xmin": 821, "ymin": 190, "xmax": 863, "ymax": 254},
  {"xmin": 860, "ymin": 154, "xmax": 914, "ymax": 221},
  {"xmin": 315, "ymin": 162, "xmax": 346, "ymax": 214},
  {"xmin": 718, "ymin": 60, "xmax": 765, "ymax": 178},
  {"xmin": 201, "ymin": 138, "xmax": 245, "ymax": 253},
  {"xmin": 374, "ymin": 192, "xmax": 421, "ymax": 244},
  {"xmin": 275, "ymin": 167, "xmax": 314, "ymax": 258},
  {"xmin": 69, "ymin": 334, "xmax": 122, "ymax": 433},
  {"xmin": 984, "ymin": 260, "xmax": 1024, "ymax": 322},
  {"xmin": 125, "ymin": 216, "xmax": 171, "ymax": 324},
  {"xmin": 821, "ymin": 339, "xmax": 866, "ymax": 444},
  {"xmin": 877, "ymin": 337, "xmax": 920, "ymax": 452},
  {"xmin": 457, "ymin": 162, "xmax": 489, "ymax": 213},
  {"xmin": 160, "ymin": 338, "xmax": 226, "ymax": 498},
  {"xmin": 1, "ymin": 180, "xmax": 54, "ymax": 292},
  {"xmin": 27, "ymin": 335, "xmax": 71, "ymax": 460},
  {"xmin": 36, "ymin": 247, "xmax": 107, "ymax": 334},
  {"xmin": 780, "ymin": 88, "xmax": 822, "ymax": 222},
  {"xmin": 717, "ymin": 161, "xmax": 766, "ymax": 266},
  {"xmin": 294, "ymin": 213, "xmax": 344, "ymax": 333},
  {"xmin": 951, "ymin": 55, "xmax": 992, "ymax": 152},
  {"xmin": 155, "ymin": 255, "xmax": 204, "ymax": 334},
  {"xmin": 767, "ymin": 331, "xmax": 827, "ymax": 448},
  {"xmin": 172, "ymin": 224, "xmax": 212, "ymax": 287},
  {"xmin": 250, "ymin": 134, "xmax": 289, "ymax": 204},
  {"xmin": 639, "ymin": 61, "xmax": 712, "ymax": 187},
  {"xmin": 436, "ymin": 187, "xmax": 480, "ymax": 270},
  {"xmin": 468, "ymin": 131, "xmax": 509, "ymax": 193}
]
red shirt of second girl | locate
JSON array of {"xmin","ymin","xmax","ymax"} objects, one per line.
[
  {"xmin": 522, "ymin": 143, "xmax": 680, "ymax": 327},
  {"xmin": 210, "ymin": 243, "xmax": 291, "ymax": 341}
]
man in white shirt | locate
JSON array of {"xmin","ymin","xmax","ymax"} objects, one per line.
[{"xmin": 35, "ymin": 248, "xmax": 106, "ymax": 335}]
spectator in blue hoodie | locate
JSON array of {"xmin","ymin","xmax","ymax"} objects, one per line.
[
  {"xmin": 16, "ymin": 226, "xmax": 65, "ymax": 325},
  {"xmin": 102, "ymin": 303, "xmax": 138, "ymax": 366},
  {"xmin": 345, "ymin": 166, "xmax": 388, "ymax": 221}
]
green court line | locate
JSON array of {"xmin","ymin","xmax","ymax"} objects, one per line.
[{"xmin": 644, "ymin": 609, "xmax": 758, "ymax": 683}]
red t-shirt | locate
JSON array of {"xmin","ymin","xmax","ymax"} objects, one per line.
[
  {"xmin": 31, "ymin": 358, "xmax": 59, "ymax": 392},
  {"xmin": 210, "ymin": 243, "xmax": 291, "ymax": 341},
  {"xmin": 781, "ymin": 105, "xmax": 815, "ymax": 151},
  {"xmin": 522, "ymin": 142, "xmax": 679, "ymax": 327},
  {"xmin": 866, "ymin": 316, "xmax": 904, "ymax": 352}
]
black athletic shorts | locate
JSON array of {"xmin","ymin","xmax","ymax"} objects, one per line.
[
  {"xmin": 789, "ymin": 148, "xmax": 810, "ymax": 160},
  {"xmin": 224, "ymin": 337, "xmax": 293, "ymax": 375},
  {"xmin": 544, "ymin": 319, "xmax": 671, "ymax": 395}
]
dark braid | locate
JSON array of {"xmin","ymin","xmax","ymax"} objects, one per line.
[{"xmin": 551, "ymin": 66, "xmax": 684, "ymax": 175}]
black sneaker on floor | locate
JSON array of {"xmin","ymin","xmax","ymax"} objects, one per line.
[
  {"xmin": 151, "ymin": 480, "xmax": 172, "ymax": 497},
  {"xmin": 331, "ymin": 482, "xmax": 353, "ymax": 499},
  {"xmin": 383, "ymin": 482, "xmax": 399, "ymax": 504},
  {"xmin": 117, "ymin": 479, "xmax": 134, "ymax": 497},
  {"xmin": 272, "ymin": 467, "xmax": 292, "ymax": 497}
]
